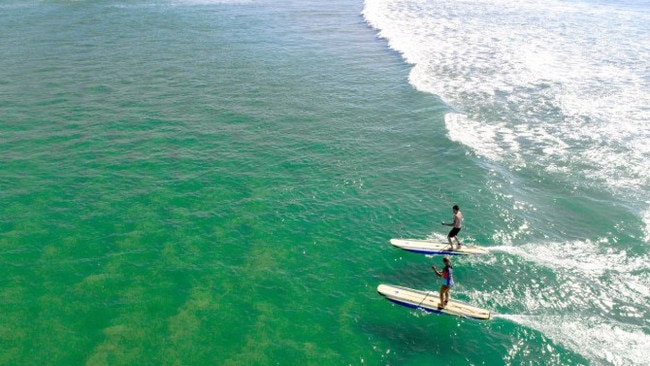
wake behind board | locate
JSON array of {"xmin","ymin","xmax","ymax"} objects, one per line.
[
  {"xmin": 377, "ymin": 284, "xmax": 490, "ymax": 320},
  {"xmin": 390, "ymin": 238, "xmax": 488, "ymax": 256}
]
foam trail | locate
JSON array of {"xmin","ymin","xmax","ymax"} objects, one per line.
[
  {"xmin": 479, "ymin": 239, "xmax": 650, "ymax": 365},
  {"xmin": 501, "ymin": 240, "xmax": 650, "ymax": 302},
  {"xmin": 485, "ymin": 246, "xmax": 518, "ymax": 253},
  {"xmin": 498, "ymin": 314, "xmax": 650, "ymax": 366}
]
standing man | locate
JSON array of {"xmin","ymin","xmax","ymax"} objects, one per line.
[{"xmin": 441, "ymin": 205, "xmax": 463, "ymax": 250}]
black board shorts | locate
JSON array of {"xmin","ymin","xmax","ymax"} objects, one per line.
[{"xmin": 448, "ymin": 227, "xmax": 461, "ymax": 237}]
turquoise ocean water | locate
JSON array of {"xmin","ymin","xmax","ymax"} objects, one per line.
[{"xmin": 1, "ymin": 0, "xmax": 648, "ymax": 364}]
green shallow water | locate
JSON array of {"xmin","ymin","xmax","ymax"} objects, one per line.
[{"xmin": 1, "ymin": 0, "xmax": 647, "ymax": 365}]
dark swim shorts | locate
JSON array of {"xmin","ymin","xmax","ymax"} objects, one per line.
[{"xmin": 448, "ymin": 227, "xmax": 461, "ymax": 237}]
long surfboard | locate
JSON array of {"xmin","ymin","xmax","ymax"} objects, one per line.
[
  {"xmin": 390, "ymin": 238, "xmax": 488, "ymax": 256},
  {"xmin": 377, "ymin": 284, "xmax": 490, "ymax": 320}
]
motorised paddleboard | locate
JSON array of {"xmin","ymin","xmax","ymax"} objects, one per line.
[
  {"xmin": 377, "ymin": 284, "xmax": 491, "ymax": 320},
  {"xmin": 390, "ymin": 238, "xmax": 489, "ymax": 256}
]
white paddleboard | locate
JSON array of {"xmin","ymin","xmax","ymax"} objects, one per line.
[
  {"xmin": 377, "ymin": 284, "xmax": 490, "ymax": 320},
  {"xmin": 390, "ymin": 238, "xmax": 488, "ymax": 256}
]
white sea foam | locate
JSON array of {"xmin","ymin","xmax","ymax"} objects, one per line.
[
  {"xmin": 450, "ymin": 233, "xmax": 650, "ymax": 365},
  {"xmin": 502, "ymin": 239, "xmax": 650, "ymax": 300},
  {"xmin": 487, "ymin": 239, "xmax": 650, "ymax": 365},
  {"xmin": 363, "ymin": 0, "xmax": 650, "ymax": 240},
  {"xmin": 497, "ymin": 314, "xmax": 650, "ymax": 366}
]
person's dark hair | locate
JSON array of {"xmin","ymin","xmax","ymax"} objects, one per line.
[{"xmin": 453, "ymin": 205, "xmax": 459, "ymax": 211}]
